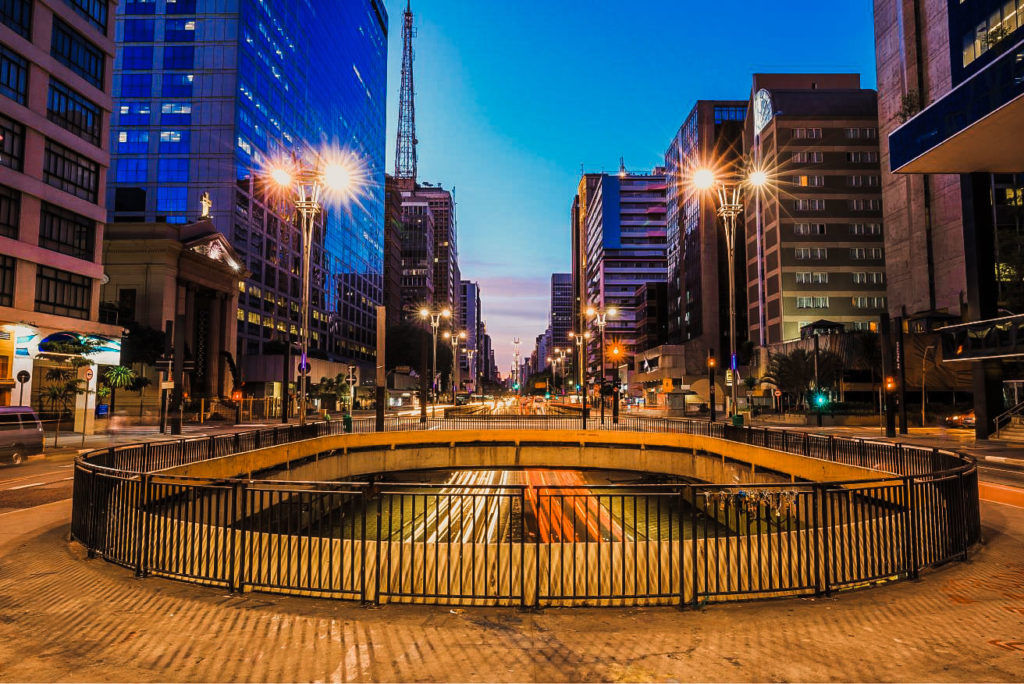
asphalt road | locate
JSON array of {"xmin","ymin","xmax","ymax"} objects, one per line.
[{"xmin": 0, "ymin": 455, "xmax": 78, "ymax": 516}]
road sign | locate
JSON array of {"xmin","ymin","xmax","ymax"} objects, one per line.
[
  {"xmin": 160, "ymin": 381, "xmax": 174, "ymax": 390},
  {"xmin": 16, "ymin": 370, "xmax": 29, "ymax": 384},
  {"xmin": 534, "ymin": 380, "xmax": 547, "ymax": 389},
  {"xmin": 774, "ymin": 389, "xmax": 782, "ymax": 397},
  {"xmin": 725, "ymin": 369, "xmax": 733, "ymax": 386},
  {"xmin": 85, "ymin": 368, "xmax": 94, "ymax": 381},
  {"xmin": 298, "ymin": 361, "xmax": 311, "ymax": 374}
]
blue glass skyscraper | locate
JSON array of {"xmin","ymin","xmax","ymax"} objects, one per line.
[{"xmin": 108, "ymin": 0, "xmax": 387, "ymax": 371}]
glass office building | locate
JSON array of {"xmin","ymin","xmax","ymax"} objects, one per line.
[{"xmin": 108, "ymin": 0, "xmax": 388, "ymax": 370}]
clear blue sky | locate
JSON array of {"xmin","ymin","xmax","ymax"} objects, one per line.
[{"xmin": 383, "ymin": 0, "xmax": 878, "ymax": 373}]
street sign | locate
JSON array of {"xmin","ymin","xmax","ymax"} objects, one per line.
[
  {"xmin": 725, "ymin": 369, "xmax": 733, "ymax": 386},
  {"xmin": 534, "ymin": 380, "xmax": 547, "ymax": 389},
  {"xmin": 298, "ymin": 361, "xmax": 311, "ymax": 374},
  {"xmin": 16, "ymin": 370, "xmax": 29, "ymax": 384},
  {"xmin": 85, "ymin": 368, "xmax": 94, "ymax": 381},
  {"xmin": 160, "ymin": 381, "xmax": 174, "ymax": 390},
  {"xmin": 774, "ymin": 389, "xmax": 782, "ymax": 397}
]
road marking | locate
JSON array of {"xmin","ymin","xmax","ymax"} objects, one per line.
[
  {"xmin": 979, "ymin": 482, "xmax": 1024, "ymax": 509},
  {"xmin": 7, "ymin": 482, "xmax": 45, "ymax": 490}
]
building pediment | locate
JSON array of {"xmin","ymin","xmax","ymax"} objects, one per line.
[{"xmin": 184, "ymin": 233, "xmax": 244, "ymax": 274}]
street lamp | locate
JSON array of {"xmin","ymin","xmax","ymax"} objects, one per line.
[
  {"xmin": 268, "ymin": 147, "xmax": 364, "ymax": 427},
  {"xmin": 419, "ymin": 306, "xmax": 450, "ymax": 416},
  {"xmin": 443, "ymin": 329, "xmax": 466, "ymax": 401},
  {"xmin": 464, "ymin": 346, "xmax": 478, "ymax": 397},
  {"xmin": 692, "ymin": 164, "xmax": 768, "ymax": 420},
  {"xmin": 585, "ymin": 305, "xmax": 617, "ymax": 424},
  {"xmin": 568, "ymin": 330, "xmax": 592, "ymax": 428}
]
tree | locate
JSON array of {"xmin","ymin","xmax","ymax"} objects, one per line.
[
  {"xmin": 37, "ymin": 337, "xmax": 99, "ymax": 445},
  {"xmin": 761, "ymin": 348, "xmax": 843, "ymax": 410},
  {"xmin": 129, "ymin": 375, "xmax": 152, "ymax": 417},
  {"xmin": 103, "ymin": 365, "xmax": 137, "ymax": 416}
]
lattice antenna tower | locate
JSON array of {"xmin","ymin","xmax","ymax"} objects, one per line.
[{"xmin": 394, "ymin": 0, "xmax": 418, "ymax": 183}]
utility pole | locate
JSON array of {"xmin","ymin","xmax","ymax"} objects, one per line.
[
  {"xmin": 880, "ymin": 314, "xmax": 896, "ymax": 438},
  {"xmin": 376, "ymin": 305, "xmax": 385, "ymax": 431},
  {"xmin": 708, "ymin": 349, "xmax": 717, "ymax": 423}
]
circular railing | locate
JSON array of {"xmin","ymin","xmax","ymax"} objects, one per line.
[{"xmin": 71, "ymin": 416, "xmax": 981, "ymax": 607}]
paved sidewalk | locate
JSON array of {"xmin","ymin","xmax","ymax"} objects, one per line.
[{"xmin": 0, "ymin": 500, "xmax": 1022, "ymax": 682}]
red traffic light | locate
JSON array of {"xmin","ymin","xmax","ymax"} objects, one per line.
[{"xmin": 885, "ymin": 376, "xmax": 896, "ymax": 392}]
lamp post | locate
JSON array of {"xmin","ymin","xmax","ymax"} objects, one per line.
[
  {"xmin": 585, "ymin": 305, "xmax": 616, "ymax": 424},
  {"xmin": 693, "ymin": 165, "xmax": 768, "ymax": 421},
  {"xmin": 268, "ymin": 148, "xmax": 363, "ymax": 427},
  {"xmin": 443, "ymin": 329, "xmax": 466, "ymax": 402},
  {"xmin": 419, "ymin": 306, "xmax": 450, "ymax": 417},
  {"xmin": 569, "ymin": 330, "xmax": 591, "ymax": 429},
  {"xmin": 554, "ymin": 347, "xmax": 567, "ymax": 397},
  {"xmin": 464, "ymin": 347, "xmax": 477, "ymax": 396}
]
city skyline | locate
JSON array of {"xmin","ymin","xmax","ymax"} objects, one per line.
[{"xmin": 383, "ymin": 0, "xmax": 877, "ymax": 370}]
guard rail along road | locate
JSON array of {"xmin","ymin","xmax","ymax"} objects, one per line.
[{"xmin": 71, "ymin": 415, "xmax": 981, "ymax": 608}]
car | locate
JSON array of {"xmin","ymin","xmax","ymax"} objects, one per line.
[
  {"xmin": 0, "ymin": 407, "xmax": 44, "ymax": 466},
  {"xmin": 945, "ymin": 410, "xmax": 976, "ymax": 428}
]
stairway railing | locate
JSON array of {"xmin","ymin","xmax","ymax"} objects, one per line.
[{"xmin": 994, "ymin": 398, "xmax": 1024, "ymax": 438}]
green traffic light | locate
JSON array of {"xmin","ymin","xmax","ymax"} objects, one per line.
[{"xmin": 814, "ymin": 393, "xmax": 828, "ymax": 407}]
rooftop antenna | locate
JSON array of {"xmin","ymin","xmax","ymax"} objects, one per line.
[{"xmin": 394, "ymin": 0, "xmax": 418, "ymax": 184}]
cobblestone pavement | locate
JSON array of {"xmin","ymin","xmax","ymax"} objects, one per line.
[{"xmin": 0, "ymin": 501, "xmax": 1022, "ymax": 682}]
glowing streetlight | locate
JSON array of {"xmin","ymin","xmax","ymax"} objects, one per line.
[
  {"xmin": 692, "ymin": 168, "xmax": 716, "ymax": 190},
  {"xmin": 419, "ymin": 307, "xmax": 451, "ymax": 417},
  {"xmin": 586, "ymin": 305, "xmax": 617, "ymax": 424},
  {"xmin": 266, "ymin": 146, "xmax": 365, "ymax": 427},
  {"xmin": 443, "ymin": 329, "xmax": 466, "ymax": 400},
  {"xmin": 568, "ymin": 330, "xmax": 592, "ymax": 428}
]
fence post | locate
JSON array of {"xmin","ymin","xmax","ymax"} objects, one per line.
[
  {"xmin": 957, "ymin": 471, "xmax": 969, "ymax": 560},
  {"xmin": 134, "ymin": 473, "xmax": 151, "ymax": 577},
  {"xmin": 819, "ymin": 484, "xmax": 831, "ymax": 596},
  {"xmin": 690, "ymin": 487, "xmax": 699, "ymax": 609},
  {"xmin": 208, "ymin": 435, "xmax": 216, "ymax": 460},
  {"xmin": 828, "ymin": 435, "xmax": 836, "ymax": 462},
  {"xmin": 229, "ymin": 480, "xmax": 247, "ymax": 592},
  {"xmin": 905, "ymin": 476, "xmax": 919, "ymax": 579},
  {"xmin": 858, "ymin": 438, "xmax": 866, "ymax": 467},
  {"xmin": 803, "ymin": 432, "xmax": 809, "ymax": 456}
]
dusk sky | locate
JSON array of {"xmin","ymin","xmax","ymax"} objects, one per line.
[{"xmin": 383, "ymin": 0, "xmax": 878, "ymax": 373}]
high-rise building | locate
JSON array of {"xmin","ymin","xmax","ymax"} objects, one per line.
[
  {"xmin": 398, "ymin": 193, "xmax": 434, "ymax": 313},
  {"xmin": 744, "ymin": 74, "xmax": 887, "ymax": 347},
  {"xmin": 383, "ymin": 175, "xmax": 404, "ymax": 328},
  {"xmin": 107, "ymin": 0, "xmax": 388, "ymax": 374},
  {"xmin": 550, "ymin": 273, "xmax": 572, "ymax": 354},
  {"xmin": 0, "ymin": 0, "xmax": 123, "ymax": 417},
  {"xmin": 459, "ymin": 279, "xmax": 481, "ymax": 385},
  {"xmin": 575, "ymin": 167, "xmax": 667, "ymax": 379},
  {"xmin": 876, "ymin": 0, "xmax": 1024, "ymax": 435},
  {"xmin": 416, "ymin": 183, "xmax": 458, "ymax": 320},
  {"xmin": 664, "ymin": 100, "xmax": 747, "ymax": 373}
]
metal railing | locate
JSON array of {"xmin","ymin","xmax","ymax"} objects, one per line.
[
  {"xmin": 71, "ymin": 415, "xmax": 981, "ymax": 607},
  {"xmin": 994, "ymin": 398, "xmax": 1024, "ymax": 438}
]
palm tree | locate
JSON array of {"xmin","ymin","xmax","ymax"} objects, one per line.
[
  {"xmin": 43, "ymin": 382, "xmax": 79, "ymax": 446},
  {"xmin": 103, "ymin": 365, "xmax": 137, "ymax": 416},
  {"xmin": 762, "ymin": 349, "xmax": 844, "ymax": 410}
]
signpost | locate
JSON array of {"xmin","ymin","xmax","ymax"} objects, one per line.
[{"xmin": 16, "ymin": 370, "xmax": 29, "ymax": 406}]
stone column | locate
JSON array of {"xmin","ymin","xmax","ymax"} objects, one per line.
[{"xmin": 206, "ymin": 293, "xmax": 224, "ymax": 398}]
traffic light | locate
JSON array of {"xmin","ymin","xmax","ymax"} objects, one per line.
[
  {"xmin": 707, "ymin": 355, "xmax": 716, "ymax": 369},
  {"xmin": 513, "ymin": 382, "xmax": 520, "ymax": 391},
  {"xmin": 544, "ymin": 391, "xmax": 551, "ymax": 399},
  {"xmin": 885, "ymin": 376, "xmax": 896, "ymax": 392},
  {"xmin": 813, "ymin": 392, "xmax": 828, "ymax": 408}
]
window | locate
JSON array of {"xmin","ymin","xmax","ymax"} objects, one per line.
[
  {"xmin": 35, "ymin": 266, "xmax": 92, "ymax": 319},
  {"xmin": 162, "ymin": 72, "xmax": 193, "ymax": 97},
  {"xmin": 64, "ymin": 0, "xmax": 108, "ymax": 32},
  {"xmin": 850, "ymin": 223, "xmax": 882, "ymax": 236},
  {"xmin": 853, "ymin": 296, "xmax": 887, "ymax": 309},
  {"xmin": 851, "ymin": 247, "xmax": 883, "ymax": 260},
  {"xmin": 795, "ymin": 247, "xmax": 827, "ymax": 260},
  {"xmin": 118, "ymin": 101, "xmax": 150, "ymax": 125},
  {"xmin": 844, "ymin": 127, "xmax": 877, "ymax": 139},
  {"xmin": 115, "ymin": 158, "xmax": 147, "ymax": 183},
  {"xmin": 0, "ymin": 113, "xmax": 25, "ymax": 171},
  {"xmin": 0, "ymin": 254, "xmax": 13, "ymax": 306},
  {"xmin": 116, "ymin": 130, "xmax": 149, "ymax": 154},
  {"xmin": 39, "ymin": 203, "xmax": 95, "ymax": 260},
  {"xmin": 43, "ymin": 139, "xmax": 99, "ymax": 202},
  {"xmin": 123, "ymin": 0, "xmax": 155, "ymax": 14},
  {"xmin": 794, "ymin": 223, "xmax": 826, "ymax": 236},
  {"xmin": 164, "ymin": 18, "xmax": 195, "ymax": 41},
  {"xmin": 793, "ymin": 127, "xmax": 822, "ymax": 139},
  {"xmin": 157, "ymin": 158, "xmax": 188, "ymax": 182},
  {"xmin": 962, "ymin": 1, "xmax": 1022, "ymax": 67},
  {"xmin": 156, "ymin": 186, "xmax": 187, "ymax": 213},
  {"xmin": 47, "ymin": 80, "xmax": 102, "ymax": 146},
  {"xmin": 848, "ymin": 175, "xmax": 880, "ymax": 187},
  {"xmin": 162, "ymin": 45, "xmax": 193, "ymax": 69},
  {"xmin": 51, "ymin": 18, "xmax": 104, "ymax": 89},
  {"xmin": 849, "ymin": 198, "xmax": 881, "ymax": 211},
  {"xmin": 795, "ymin": 272, "xmax": 828, "ymax": 284},
  {"xmin": 792, "ymin": 151, "xmax": 823, "ymax": 163},
  {"xmin": 0, "ymin": 184, "xmax": 19, "ymax": 239},
  {"xmin": 793, "ymin": 175, "xmax": 824, "ymax": 187},
  {"xmin": 160, "ymin": 101, "xmax": 191, "ymax": 124},
  {"xmin": 796, "ymin": 296, "xmax": 829, "ymax": 309},
  {"xmin": 795, "ymin": 198, "xmax": 826, "ymax": 211},
  {"xmin": 122, "ymin": 18, "xmax": 154, "ymax": 41},
  {"xmin": 0, "ymin": 0, "xmax": 31, "ymax": 38},
  {"xmin": 847, "ymin": 151, "xmax": 879, "ymax": 163},
  {"xmin": 119, "ymin": 74, "xmax": 151, "ymax": 98},
  {"xmin": 0, "ymin": 44, "xmax": 27, "ymax": 104},
  {"xmin": 165, "ymin": 0, "xmax": 196, "ymax": 14},
  {"xmin": 853, "ymin": 272, "xmax": 886, "ymax": 285},
  {"xmin": 713, "ymin": 105, "xmax": 744, "ymax": 123},
  {"xmin": 158, "ymin": 129, "xmax": 189, "ymax": 153},
  {"xmin": 122, "ymin": 45, "xmax": 153, "ymax": 70}
]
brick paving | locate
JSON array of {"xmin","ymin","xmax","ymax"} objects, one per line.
[{"xmin": 0, "ymin": 500, "xmax": 1022, "ymax": 682}]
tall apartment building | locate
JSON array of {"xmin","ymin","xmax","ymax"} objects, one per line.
[
  {"xmin": 575, "ymin": 167, "xmax": 667, "ymax": 379},
  {"xmin": 398, "ymin": 193, "xmax": 434, "ymax": 314},
  {"xmin": 878, "ymin": 0, "xmax": 1024, "ymax": 435},
  {"xmin": 549, "ymin": 273, "xmax": 572, "ymax": 356},
  {"xmin": 382, "ymin": 175, "xmax": 403, "ymax": 328},
  {"xmin": 459, "ymin": 279, "xmax": 481, "ymax": 385},
  {"xmin": 744, "ymin": 74, "xmax": 887, "ymax": 347},
  {"xmin": 664, "ymin": 100, "xmax": 747, "ymax": 373},
  {"xmin": 416, "ymin": 183, "xmax": 459, "ymax": 320},
  {"xmin": 0, "ymin": 0, "xmax": 123, "ymax": 417},
  {"xmin": 107, "ymin": 0, "xmax": 388, "ymax": 375}
]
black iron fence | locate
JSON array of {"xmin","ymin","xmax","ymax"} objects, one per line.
[{"xmin": 71, "ymin": 415, "xmax": 981, "ymax": 607}]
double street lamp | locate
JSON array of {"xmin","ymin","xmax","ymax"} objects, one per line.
[
  {"xmin": 268, "ymin": 147, "xmax": 364, "ymax": 427},
  {"xmin": 568, "ymin": 330, "xmax": 591, "ymax": 428},
  {"xmin": 692, "ymin": 165, "xmax": 768, "ymax": 420},
  {"xmin": 585, "ymin": 305, "xmax": 617, "ymax": 424},
  {"xmin": 443, "ymin": 329, "xmax": 466, "ymax": 401},
  {"xmin": 546, "ymin": 347, "xmax": 567, "ymax": 397},
  {"xmin": 419, "ymin": 306, "xmax": 450, "ymax": 416}
]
